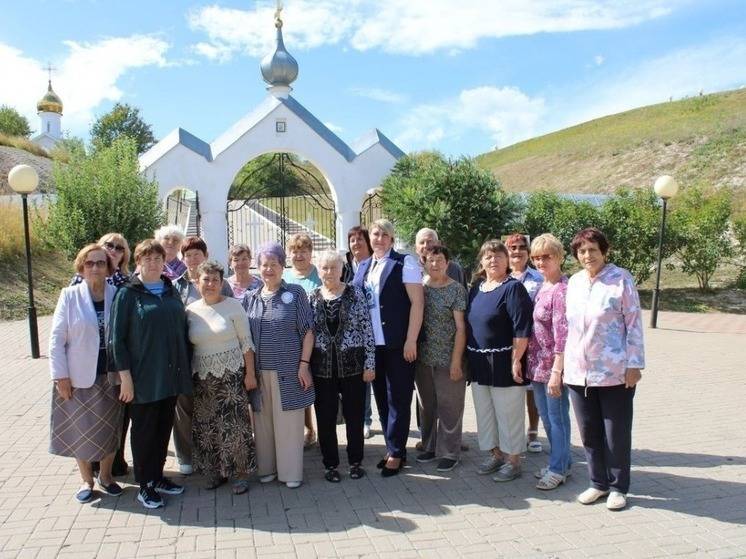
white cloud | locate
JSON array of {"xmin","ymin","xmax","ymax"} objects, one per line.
[
  {"xmin": 188, "ymin": 0, "xmax": 680, "ymax": 59},
  {"xmin": 594, "ymin": 54, "xmax": 605, "ymax": 65},
  {"xmin": 394, "ymin": 86, "xmax": 545, "ymax": 152},
  {"xmin": 0, "ymin": 36, "xmax": 170, "ymax": 136},
  {"xmin": 349, "ymin": 87, "xmax": 407, "ymax": 104},
  {"xmin": 562, "ymin": 35, "xmax": 746, "ymax": 128}
]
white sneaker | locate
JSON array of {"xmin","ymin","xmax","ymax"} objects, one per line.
[
  {"xmin": 285, "ymin": 481, "xmax": 302, "ymax": 489},
  {"xmin": 363, "ymin": 425, "xmax": 372, "ymax": 439},
  {"xmin": 179, "ymin": 463, "xmax": 193, "ymax": 475},
  {"xmin": 606, "ymin": 491, "xmax": 627, "ymax": 510},
  {"xmin": 577, "ymin": 487, "xmax": 610, "ymax": 505},
  {"xmin": 259, "ymin": 474, "xmax": 277, "ymax": 484}
]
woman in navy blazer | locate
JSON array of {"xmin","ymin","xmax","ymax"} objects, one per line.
[
  {"xmin": 352, "ymin": 219, "xmax": 424, "ymax": 477},
  {"xmin": 49, "ymin": 244, "xmax": 125, "ymax": 503}
]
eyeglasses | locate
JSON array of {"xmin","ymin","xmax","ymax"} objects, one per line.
[
  {"xmin": 508, "ymin": 245, "xmax": 528, "ymax": 252},
  {"xmin": 532, "ymin": 254, "xmax": 553, "ymax": 261},
  {"xmin": 103, "ymin": 241, "xmax": 125, "ymax": 253},
  {"xmin": 84, "ymin": 260, "xmax": 108, "ymax": 269}
]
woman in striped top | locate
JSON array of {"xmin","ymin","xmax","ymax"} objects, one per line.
[{"xmin": 242, "ymin": 243, "xmax": 315, "ymax": 489}]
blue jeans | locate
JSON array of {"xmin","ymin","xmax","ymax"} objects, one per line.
[
  {"xmin": 364, "ymin": 381, "xmax": 373, "ymax": 427},
  {"xmin": 532, "ymin": 380, "xmax": 572, "ymax": 476}
]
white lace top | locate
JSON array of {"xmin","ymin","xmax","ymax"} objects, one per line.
[{"xmin": 186, "ymin": 297, "xmax": 254, "ymax": 380}]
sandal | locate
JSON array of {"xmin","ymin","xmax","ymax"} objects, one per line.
[
  {"xmin": 349, "ymin": 463, "xmax": 365, "ymax": 480},
  {"xmin": 324, "ymin": 468, "xmax": 341, "ymax": 483},
  {"xmin": 536, "ymin": 470, "xmax": 565, "ymax": 490},
  {"xmin": 232, "ymin": 479, "xmax": 250, "ymax": 495}
]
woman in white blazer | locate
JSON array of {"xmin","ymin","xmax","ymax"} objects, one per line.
[{"xmin": 49, "ymin": 244, "xmax": 128, "ymax": 504}]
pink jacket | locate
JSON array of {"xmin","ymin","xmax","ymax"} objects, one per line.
[
  {"xmin": 48, "ymin": 282, "xmax": 117, "ymax": 388},
  {"xmin": 564, "ymin": 264, "xmax": 645, "ymax": 387}
]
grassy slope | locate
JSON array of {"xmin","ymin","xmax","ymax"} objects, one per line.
[
  {"xmin": 0, "ymin": 252, "xmax": 73, "ymax": 321},
  {"xmin": 476, "ymin": 88, "xmax": 746, "ymax": 209}
]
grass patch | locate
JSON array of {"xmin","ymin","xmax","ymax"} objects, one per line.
[
  {"xmin": 0, "ymin": 132, "xmax": 50, "ymax": 158},
  {"xmin": 0, "ymin": 251, "xmax": 73, "ymax": 321}
]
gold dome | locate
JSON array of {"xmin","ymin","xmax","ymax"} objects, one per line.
[{"xmin": 37, "ymin": 81, "xmax": 63, "ymax": 114}]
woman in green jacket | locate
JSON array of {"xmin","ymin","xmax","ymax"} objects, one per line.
[{"xmin": 109, "ymin": 239, "xmax": 192, "ymax": 509}]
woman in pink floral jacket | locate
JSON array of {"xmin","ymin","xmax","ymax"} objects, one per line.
[{"xmin": 564, "ymin": 228, "xmax": 645, "ymax": 511}]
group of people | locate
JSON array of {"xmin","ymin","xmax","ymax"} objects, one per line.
[{"xmin": 49, "ymin": 219, "xmax": 645, "ymax": 512}]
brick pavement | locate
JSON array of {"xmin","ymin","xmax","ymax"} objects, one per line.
[{"xmin": 0, "ymin": 310, "xmax": 745, "ymax": 558}]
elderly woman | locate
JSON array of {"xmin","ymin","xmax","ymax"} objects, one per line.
[
  {"xmin": 49, "ymin": 244, "xmax": 124, "ymax": 503},
  {"xmin": 506, "ymin": 232, "xmax": 544, "ymax": 454},
  {"xmin": 282, "ymin": 233, "xmax": 322, "ymax": 447},
  {"xmin": 352, "ymin": 219, "xmax": 424, "ymax": 477},
  {"xmin": 186, "ymin": 260, "xmax": 257, "ymax": 494},
  {"xmin": 155, "ymin": 224, "xmax": 187, "ymax": 280},
  {"xmin": 172, "ymin": 236, "xmax": 233, "ymax": 475},
  {"xmin": 226, "ymin": 244, "xmax": 263, "ymax": 298},
  {"xmin": 109, "ymin": 239, "xmax": 191, "ymax": 509},
  {"xmin": 565, "ymin": 228, "xmax": 645, "ymax": 511},
  {"xmin": 466, "ymin": 240, "xmax": 533, "ymax": 482},
  {"xmin": 341, "ymin": 226, "xmax": 375, "ymax": 439},
  {"xmin": 242, "ymin": 243, "xmax": 315, "ymax": 488},
  {"xmin": 309, "ymin": 250, "xmax": 375, "ymax": 482},
  {"xmin": 526, "ymin": 234, "xmax": 571, "ymax": 490},
  {"xmin": 415, "ymin": 245, "xmax": 467, "ymax": 472}
]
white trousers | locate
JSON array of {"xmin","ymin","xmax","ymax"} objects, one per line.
[{"xmin": 471, "ymin": 383, "xmax": 526, "ymax": 456}]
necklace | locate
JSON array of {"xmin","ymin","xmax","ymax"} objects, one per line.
[{"xmin": 480, "ymin": 276, "xmax": 508, "ymax": 292}]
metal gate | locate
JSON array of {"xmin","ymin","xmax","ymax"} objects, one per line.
[
  {"xmin": 360, "ymin": 188, "xmax": 384, "ymax": 228},
  {"xmin": 227, "ymin": 153, "xmax": 337, "ymax": 254}
]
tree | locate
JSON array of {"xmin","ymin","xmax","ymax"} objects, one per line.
[
  {"xmin": 90, "ymin": 103, "xmax": 156, "ymax": 154},
  {"xmin": 600, "ymin": 187, "xmax": 669, "ymax": 284},
  {"xmin": 381, "ymin": 152, "xmax": 521, "ymax": 265},
  {"xmin": 0, "ymin": 105, "xmax": 32, "ymax": 137},
  {"xmin": 229, "ymin": 153, "xmax": 306, "ymax": 199},
  {"xmin": 668, "ymin": 185, "xmax": 733, "ymax": 290},
  {"xmin": 43, "ymin": 137, "xmax": 164, "ymax": 260}
]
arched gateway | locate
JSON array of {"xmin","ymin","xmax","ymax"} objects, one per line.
[{"xmin": 139, "ymin": 8, "xmax": 403, "ymax": 264}]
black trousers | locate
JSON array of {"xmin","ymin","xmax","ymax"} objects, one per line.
[
  {"xmin": 114, "ymin": 405, "xmax": 130, "ymax": 468},
  {"xmin": 129, "ymin": 396, "xmax": 177, "ymax": 487},
  {"xmin": 568, "ymin": 384, "xmax": 635, "ymax": 494},
  {"xmin": 314, "ymin": 374, "xmax": 365, "ymax": 468},
  {"xmin": 374, "ymin": 346, "xmax": 416, "ymax": 460}
]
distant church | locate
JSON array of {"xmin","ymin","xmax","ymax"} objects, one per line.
[{"xmin": 32, "ymin": 78, "xmax": 63, "ymax": 150}]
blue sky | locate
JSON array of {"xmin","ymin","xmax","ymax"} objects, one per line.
[{"xmin": 2, "ymin": 1, "xmax": 745, "ymax": 157}]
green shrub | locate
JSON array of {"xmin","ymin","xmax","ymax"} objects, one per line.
[{"xmin": 42, "ymin": 137, "xmax": 164, "ymax": 260}]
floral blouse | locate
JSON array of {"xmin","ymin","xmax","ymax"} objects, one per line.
[
  {"xmin": 564, "ymin": 264, "xmax": 645, "ymax": 387},
  {"xmin": 527, "ymin": 277, "xmax": 568, "ymax": 383},
  {"xmin": 420, "ymin": 281, "xmax": 467, "ymax": 368}
]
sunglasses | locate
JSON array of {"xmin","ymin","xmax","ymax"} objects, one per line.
[
  {"xmin": 103, "ymin": 241, "xmax": 125, "ymax": 253},
  {"xmin": 84, "ymin": 260, "xmax": 108, "ymax": 269}
]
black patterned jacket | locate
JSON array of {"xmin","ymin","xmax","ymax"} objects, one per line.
[{"xmin": 309, "ymin": 284, "xmax": 376, "ymax": 379}]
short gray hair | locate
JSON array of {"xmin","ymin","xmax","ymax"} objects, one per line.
[
  {"xmin": 416, "ymin": 228, "xmax": 439, "ymax": 242},
  {"xmin": 317, "ymin": 250, "xmax": 345, "ymax": 269},
  {"xmin": 154, "ymin": 224, "xmax": 185, "ymax": 242},
  {"xmin": 197, "ymin": 259, "xmax": 225, "ymax": 281},
  {"xmin": 371, "ymin": 218, "xmax": 395, "ymax": 239}
]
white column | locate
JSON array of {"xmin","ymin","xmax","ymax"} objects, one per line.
[
  {"xmin": 336, "ymin": 208, "xmax": 360, "ymax": 252},
  {"xmin": 201, "ymin": 209, "xmax": 229, "ymax": 267}
]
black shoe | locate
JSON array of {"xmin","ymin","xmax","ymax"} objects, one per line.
[
  {"xmin": 416, "ymin": 451, "xmax": 437, "ymax": 463},
  {"xmin": 324, "ymin": 468, "xmax": 341, "ymax": 483},
  {"xmin": 96, "ymin": 477, "xmax": 124, "ymax": 496},
  {"xmin": 377, "ymin": 456, "xmax": 406, "ymax": 469},
  {"xmin": 381, "ymin": 463, "xmax": 402, "ymax": 478},
  {"xmin": 138, "ymin": 484, "xmax": 164, "ymax": 509},
  {"xmin": 111, "ymin": 459, "xmax": 129, "ymax": 477},
  {"xmin": 155, "ymin": 477, "xmax": 184, "ymax": 495},
  {"xmin": 349, "ymin": 463, "xmax": 366, "ymax": 480},
  {"xmin": 436, "ymin": 458, "xmax": 459, "ymax": 472}
]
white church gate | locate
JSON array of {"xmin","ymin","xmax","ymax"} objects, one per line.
[{"xmin": 226, "ymin": 152, "xmax": 337, "ymax": 254}]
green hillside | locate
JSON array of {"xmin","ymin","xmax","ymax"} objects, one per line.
[{"xmin": 476, "ymin": 88, "xmax": 746, "ymax": 209}]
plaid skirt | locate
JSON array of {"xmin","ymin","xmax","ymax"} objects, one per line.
[{"xmin": 49, "ymin": 375, "xmax": 123, "ymax": 461}]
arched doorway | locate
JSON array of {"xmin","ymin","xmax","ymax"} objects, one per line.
[
  {"xmin": 360, "ymin": 188, "xmax": 384, "ymax": 228},
  {"xmin": 226, "ymin": 153, "xmax": 337, "ymax": 255},
  {"xmin": 165, "ymin": 187, "xmax": 201, "ymax": 236}
]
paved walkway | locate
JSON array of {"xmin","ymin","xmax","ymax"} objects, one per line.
[{"xmin": 1, "ymin": 310, "xmax": 745, "ymax": 558}]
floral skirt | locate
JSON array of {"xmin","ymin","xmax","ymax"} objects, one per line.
[{"xmin": 192, "ymin": 365, "xmax": 256, "ymax": 478}]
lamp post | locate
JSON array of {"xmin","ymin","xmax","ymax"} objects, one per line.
[
  {"xmin": 8, "ymin": 164, "xmax": 40, "ymax": 358},
  {"xmin": 650, "ymin": 175, "xmax": 679, "ymax": 329}
]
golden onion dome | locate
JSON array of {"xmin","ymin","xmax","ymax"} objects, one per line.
[{"xmin": 37, "ymin": 80, "xmax": 63, "ymax": 114}]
